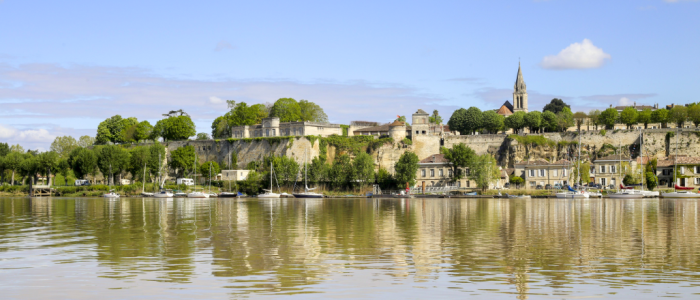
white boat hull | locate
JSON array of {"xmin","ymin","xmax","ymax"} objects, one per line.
[
  {"xmin": 556, "ymin": 192, "xmax": 589, "ymax": 199},
  {"xmin": 608, "ymin": 193, "xmax": 644, "ymax": 199},
  {"xmin": 187, "ymin": 192, "xmax": 210, "ymax": 198},
  {"xmin": 258, "ymin": 193, "xmax": 281, "ymax": 198},
  {"xmin": 153, "ymin": 192, "xmax": 174, "ymax": 198},
  {"xmin": 141, "ymin": 192, "xmax": 154, "ymax": 197},
  {"xmin": 103, "ymin": 193, "xmax": 120, "ymax": 198},
  {"xmin": 661, "ymin": 192, "xmax": 700, "ymax": 198},
  {"xmin": 293, "ymin": 192, "xmax": 324, "ymax": 198}
]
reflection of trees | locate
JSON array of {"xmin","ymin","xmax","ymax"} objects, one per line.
[{"xmin": 3, "ymin": 197, "xmax": 700, "ymax": 297}]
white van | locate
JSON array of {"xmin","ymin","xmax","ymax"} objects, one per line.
[
  {"xmin": 75, "ymin": 179, "xmax": 89, "ymax": 186},
  {"xmin": 177, "ymin": 178, "xmax": 194, "ymax": 186}
]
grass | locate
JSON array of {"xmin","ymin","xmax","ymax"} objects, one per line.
[{"xmin": 508, "ymin": 135, "xmax": 556, "ymax": 147}]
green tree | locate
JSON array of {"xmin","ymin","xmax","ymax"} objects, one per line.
[
  {"xmin": 147, "ymin": 142, "xmax": 167, "ymax": 181},
  {"xmin": 269, "ymin": 98, "xmax": 302, "ymax": 122},
  {"xmin": 572, "ymin": 162, "xmax": 591, "ymax": 186},
  {"xmin": 0, "ymin": 142, "xmax": 9, "ymax": 157},
  {"xmin": 128, "ymin": 146, "xmax": 150, "ymax": 182},
  {"xmin": 56, "ymin": 159, "xmax": 70, "ymax": 186},
  {"xmin": 440, "ymin": 143, "xmax": 475, "ymax": 181},
  {"xmin": 447, "ymin": 108, "xmax": 468, "ymax": 134},
  {"xmin": 68, "ymin": 147, "xmax": 98, "ymax": 181},
  {"xmin": 134, "ymin": 121, "xmax": 153, "ymax": 142},
  {"xmin": 95, "ymin": 115, "xmax": 124, "ymax": 144},
  {"xmin": 482, "ymin": 110, "xmax": 505, "ymax": 134},
  {"xmin": 169, "ymin": 145, "xmax": 195, "ymax": 179},
  {"xmin": 429, "ymin": 110, "xmax": 443, "ymax": 125},
  {"xmin": 199, "ymin": 161, "xmax": 221, "ymax": 182},
  {"xmin": 468, "ymin": 154, "xmax": 500, "ymax": 191},
  {"xmin": 555, "ymin": 107, "xmax": 574, "ymax": 132},
  {"xmin": 10, "ymin": 144, "xmax": 24, "ymax": 153},
  {"xmin": 37, "ymin": 151, "xmax": 59, "ymax": 185},
  {"xmin": 78, "ymin": 136, "xmax": 95, "ymax": 148},
  {"xmin": 308, "ymin": 156, "xmax": 329, "ymax": 184},
  {"xmin": 50, "ymin": 136, "xmax": 78, "ymax": 159},
  {"xmin": 600, "ymin": 108, "xmax": 619, "ymax": 129},
  {"xmin": 509, "ymin": 176, "xmax": 524, "ymax": 188},
  {"xmin": 395, "ymin": 115, "xmax": 407, "ymax": 122},
  {"xmin": 154, "ymin": 115, "xmax": 196, "ymax": 141},
  {"xmin": 329, "ymin": 154, "xmax": 352, "ymax": 189},
  {"xmin": 637, "ymin": 108, "xmax": 652, "ymax": 129},
  {"xmin": 588, "ymin": 109, "xmax": 602, "ymax": 130},
  {"xmin": 298, "ymin": 100, "xmax": 329, "ymax": 122},
  {"xmin": 620, "ymin": 107, "xmax": 639, "ymax": 129},
  {"xmin": 274, "ymin": 155, "xmax": 300, "ymax": 187},
  {"xmin": 196, "ymin": 132, "xmax": 210, "ymax": 140},
  {"xmin": 542, "ymin": 98, "xmax": 570, "ymax": 114},
  {"xmin": 541, "ymin": 111, "xmax": 557, "ymax": 132},
  {"xmin": 375, "ymin": 167, "xmax": 396, "ymax": 190},
  {"xmin": 118, "ymin": 117, "xmax": 139, "ymax": 143},
  {"xmin": 645, "ymin": 171, "xmax": 658, "ymax": 191},
  {"xmin": 4, "ymin": 152, "xmax": 24, "ymax": 185},
  {"xmin": 352, "ymin": 152, "xmax": 375, "ymax": 190},
  {"xmin": 687, "ymin": 104, "xmax": 700, "ymax": 127},
  {"xmin": 96, "ymin": 145, "xmax": 130, "ymax": 185},
  {"xmin": 394, "ymin": 151, "xmax": 419, "ymax": 187},
  {"xmin": 669, "ymin": 105, "xmax": 688, "ymax": 128},
  {"xmin": 463, "ymin": 107, "xmax": 484, "ymax": 134},
  {"xmin": 651, "ymin": 108, "xmax": 670, "ymax": 128},
  {"xmin": 505, "ymin": 111, "xmax": 526, "ymax": 133},
  {"xmin": 573, "ymin": 112, "xmax": 588, "ymax": 131},
  {"xmin": 524, "ymin": 111, "xmax": 542, "ymax": 133},
  {"xmin": 211, "ymin": 116, "xmax": 229, "ymax": 138}
]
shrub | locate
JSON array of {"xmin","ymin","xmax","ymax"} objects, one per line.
[{"xmin": 600, "ymin": 129, "xmax": 606, "ymax": 136}]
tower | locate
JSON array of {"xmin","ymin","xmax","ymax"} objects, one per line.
[{"xmin": 513, "ymin": 62, "xmax": 528, "ymax": 113}]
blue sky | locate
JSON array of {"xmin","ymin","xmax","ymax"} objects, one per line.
[{"xmin": 1, "ymin": 0, "xmax": 699, "ymax": 149}]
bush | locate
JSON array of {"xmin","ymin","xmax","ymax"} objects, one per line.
[
  {"xmin": 600, "ymin": 129, "xmax": 606, "ymax": 136},
  {"xmin": 402, "ymin": 138, "xmax": 413, "ymax": 145}
]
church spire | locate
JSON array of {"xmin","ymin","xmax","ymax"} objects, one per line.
[{"xmin": 514, "ymin": 62, "xmax": 526, "ymax": 92}]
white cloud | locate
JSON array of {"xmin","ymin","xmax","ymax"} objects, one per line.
[
  {"xmin": 618, "ymin": 97, "xmax": 633, "ymax": 106},
  {"xmin": 0, "ymin": 124, "xmax": 55, "ymax": 150},
  {"xmin": 208, "ymin": 96, "xmax": 224, "ymax": 104},
  {"xmin": 540, "ymin": 39, "xmax": 611, "ymax": 70},
  {"xmin": 214, "ymin": 41, "xmax": 236, "ymax": 51}
]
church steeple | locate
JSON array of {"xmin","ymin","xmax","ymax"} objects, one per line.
[{"xmin": 513, "ymin": 62, "xmax": 528, "ymax": 113}]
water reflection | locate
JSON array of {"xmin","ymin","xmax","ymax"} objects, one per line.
[{"xmin": 1, "ymin": 197, "xmax": 700, "ymax": 299}]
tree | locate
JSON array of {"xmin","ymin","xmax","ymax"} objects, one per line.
[
  {"xmin": 298, "ymin": 100, "xmax": 329, "ymax": 123},
  {"xmin": 4, "ymin": 152, "xmax": 24, "ymax": 185},
  {"xmin": 57, "ymin": 159, "xmax": 70, "ymax": 186},
  {"xmin": 211, "ymin": 116, "xmax": 229, "ymax": 138},
  {"xmin": 96, "ymin": 145, "xmax": 130, "ymax": 185},
  {"xmin": 688, "ymin": 104, "xmax": 700, "ymax": 127},
  {"xmin": 429, "ymin": 110, "xmax": 443, "ymax": 125},
  {"xmin": 394, "ymin": 151, "xmax": 419, "ymax": 187},
  {"xmin": 468, "ymin": 154, "xmax": 500, "ymax": 191},
  {"xmin": 645, "ymin": 172, "xmax": 658, "ymax": 191},
  {"xmin": 556, "ymin": 107, "xmax": 574, "ymax": 132},
  {"xmin": 543, "ymin": 98, "xmax": 570, "ymax": 114},
  {"xmin": 440, "ymin": 143, "xmax": 475, "ymax": 181},
  {"xmin": 147, "ymin": 142, "xmax": 167, "ymax": 182},
  {"xmin": 128, "ymin": 146, "xmax": 150, "ymax": 182},
  {"xmin": 0, "ymin": 142, "xmax": 10, "ymax": 157},
  {"xmin": 573, "ymin": 112, "xmax": 588, "ymax": 132},
  {"xmin": 118, "ymin": 117, "xmax": 139, "ymax": 143},
  {"xmin": 623, "ymin": 174, "xmax": 639, "ymax": 186},
  {"xmin": 669, "ymin": 105, "xmax": 688, "ymax": 128},
  {"xmin": 447, "ymin": 108, "xmax": 468, "ymax": 134},
  {"xmin": 375, "ymin": 167, "xmax": 396, "ymax": 190},
  {"xmin": 37, "ymin": 151, "xmax": 59, "ymax": 185},
  {"xmin": 199, "ymin": 161, "xmax": 221, "ymax": 182},
  {"xmin": 637, "ymin": 108, "xmax": 652, "ymax": 129},
  {"xmin": 572, "ymin": 162, "xmax": 591, "ymax": 186},
  {"xmin": 505, "ymin": 111, "xmax": 526, "ymax": 133},
  {"xmin": 600, "ymin": 108, "xmax": 619, "ymax": 130},
  {"xmin": 134, "ymin": 121, "xmax": 153, "ymax": 142},
  {"xmin": 95, "ymin": 115, "xmax": 123, "ymax": 144},
  {"xmin": 308, "ymin": 156, "xmax": 329, "ymax": 184},
  {"xmin": 68, "ymin": 147, "xmax": 97, "ymax": 181},
  {"xmin": 537, "ymin": 111, "xmax": 554, "ymax": 132},
  {"xmin": 651, "ymin": 108, "xmax": 670, "ymax": 128},
  {"xmin": 169, "ymin": 145, "xmax": 195, "ymax": 179},
  {"xmin": 78, "ymin": 136, "xmax": 95, "ymax": 148},
  {"xmin": 154, "ymin": 115, "xmax": 196, "ymax": 141},
  {"xmin": 269, "ymin": 98, "xmax": 302, "ymax": 122},
  {"xmin": 588, "ymin": 110, "xmax": 602, "ymax": 130},
  {"xmin": 196, "ymin": 133, "xmax": 210, "ymax": 140},
  {"xmin": 482, "ymin": 110, "xmax": 505, "ymax": 134},
  {"xmin": 329, "ymin": 154, "xmax": 352, "ymax": 189},
  {"xmin": 395, "ymin": 115, "xmax": 407, "ymax": 122},
  {"xmin": 273, "ymin": 156, "xmax": 299, "ymax": 187},
  {"xmin": 524, "ymin": 111, "xmax": 542, "ymax": 133},
  {"xmin": 620, "ymin": 107, "xmax": 639, "ymax": 129},
  {"xmin": 509, "ymin": 176, "xmax": 524, "ymax": 188},
  {"xmin": 10, "ymin": 144, "xmax": 24, "ymax": 153},
  {"xmin": 463, "ymin": 107, "xmax": 484, "ymax": 134},
  {"xmin": 50, "ymin": 136, "xmax": 79, "ymax": 159},
  {"xmin": 352, "ymin": 152, "xmax": 375, "ymax": 190}
]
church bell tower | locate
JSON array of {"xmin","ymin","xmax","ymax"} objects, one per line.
[{"xmin": 513, "ymin": 63, "xmax": 528, "ymax": 113}]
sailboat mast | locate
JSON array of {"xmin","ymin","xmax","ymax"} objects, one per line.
[
  {"xmin": 673, "ymin": 128, "xmax": 678, "ymax": 187},
  {"xmin": 142, "ymin": 162, "xmax": 147, "ymax": 193},
  {"xmin": 619, "ymin": 140, "xmax": 622, "ymax": 189}
]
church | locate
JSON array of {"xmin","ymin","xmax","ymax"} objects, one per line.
[{"xmin": 496, "ymin": 63, "xmax": 528, "ymax": 116}]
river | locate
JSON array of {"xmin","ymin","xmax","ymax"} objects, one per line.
[{"xmin": 1, "ymin": 197, "xmax": 699, "ymax": 299}]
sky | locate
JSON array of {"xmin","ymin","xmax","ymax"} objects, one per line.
[{"xmin": 1, "ymin": 0, "xmax": 699, "ymax": 150}]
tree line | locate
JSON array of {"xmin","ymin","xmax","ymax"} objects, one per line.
[{"xmin": 448, "ymin": 99, "xmax": 575, "ymax": 134}]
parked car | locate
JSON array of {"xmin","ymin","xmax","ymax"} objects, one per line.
[
  {"xmin": 536, "ymin": 185, "xmax": 543, "ymax": 190},
  {"xmin": 545, "ymin": 184, "xmax": 552, "ymax": 190},
  {"xmin": 553, "ymin": 183, "xmax": 563, "ymax": 190}
]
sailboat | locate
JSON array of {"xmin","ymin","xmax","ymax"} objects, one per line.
[
  {"xmin": 153, "ymin": 153, "xmax": 174, "ymax": 198},
  {"xmin": 661, "ymin": 129, "xmax": 700, "ymax": 198},
  {"xmin": 141, "ymin": 161, "xmax": 153, "ymax": 197},
  {"xmin": 219, "ymin": 152, "xmax": 238, "ymax": 198},
  {"xmin": 556, "ymin": 135, "xmax": 589, "ymax": 199},
  {"xmin": 103, "ymin": 163, "xmax": 120, "ymax": 198},
  {"xmin": 293, "ymin": 148, "xmax": 323, "ymax": 198},
  {"xmin": 206, "ymin": 163, "xmax": 218, "ymax": 197},
  {"xmin": 187, "ymin": 153, "xmax": 209, "ymax": 198},
  {"xmin": 258, "ymin": 162, "xmax": 281, "ymax": 198},
  {"xmin": 609, "ymin": 139, "xmax": 644, "ymax": 199}
]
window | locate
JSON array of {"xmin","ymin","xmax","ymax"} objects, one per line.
[
  {"xmin": 563, "ymin": 169, "xmax": 567, "ymax": 177},
  {"xmin": 611, "ymin": 165, "xmax": 617, "ymax": 173},
  {"xmin": 611, "ymin": 178, "xmax": 616, "ymax": 186},
  {"xmin": 681, "ymin": 167, "xmax": 686, "ymax": 174},
  {"xmin": 529, "ymin": 181, "xmax": 536, "ymax": 188},
  {"xmin": 421, "ymin": 169, "xmax": 426, "ymax": 177},
  {"xmin": 465, "ymin": 169, "xmax": 471, "ymax": 175},
  {"xmin": 695, "ymin": 178, "xmax": 700, "ymax": 185},
  {"xmin": 553, "ymin": 170, "xmax": 558, "ymax": 177},
  {"xmin": 416, "ymin": 131, "xmax": 419, "ymax": 134},
  {"xmin": 439, "ymin": 169, "xmax": 443, "ymax": 177},
  {"xmin": 601, "ymin": 165, "xmax": 606, "ymax": 173},
  {"xmin": 695, "ymin": 166, "xmax": 700, "ymax": 174},
  {"xmin": 663, "ymin": 169, "xmax": 671, "ymax": 176},
  {"xmin": 430, "ymin": 169, "xmax": 435, "ymax": 177},
  {"xmin": 529, "ymin": 170, "xmax": 535, "ymax": 177},
  {"xmin": 466, "ymin": 181, "xmax": 470, "ymax": 187},
  {"xmin": 458, "ymin": 181, "xmax": 461, "ymax": 187},
  {"xmin": 448, "ymin": 169, "xmax": 453, "ymax": 177},
  {"xmin": 601, "ymin": 178, "xmax": 607, "ymax": 186},
  {"xmin": 539, "ymin": 169, "xmax": 545, "ymax": 177},
  {"xmin": 590, "ymin": 166, "xmax": 595, "ymax": 174}
]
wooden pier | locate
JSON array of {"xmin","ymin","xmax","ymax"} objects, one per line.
[{"xmin": 30, "ymin": 185, "xmax": 52, "ymax": 197}]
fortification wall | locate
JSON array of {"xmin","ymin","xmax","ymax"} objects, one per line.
[{"xmin": 443, "ymin": 134, "xmax": 508, "ymax": 156}]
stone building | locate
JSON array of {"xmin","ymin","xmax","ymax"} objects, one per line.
[
  {"xmin": 514, "ymin": 159, "xmax": 571, "ymax": 190},
  {"xmin": 416, "ymin": 154, "xmax": 473, "ymax": 188},
  {"xmin": 656, "ymin": 156, "xmax": 700, "ymax": 188},
  {"xmin": 513, "ymin": 63, "xmax": 528, "ymax": 113},
  {"xmin": 591, "ymin": 154, "xmax": 631, "ymax": 188},
  {"xmin": 230, "ymin": 117, "xmax": 342, "ymax": 138}
]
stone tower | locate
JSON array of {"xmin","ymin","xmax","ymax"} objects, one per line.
[{"xmin": 513, "ymin": 63, "xmax": 528, "ymax": 113}]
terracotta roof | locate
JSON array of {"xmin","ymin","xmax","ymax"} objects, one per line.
[
  {"xmin": 443, "ymin": 125, "xmax": 451, "ymax": 132},
  {"xmin": 505, "ymin": 168, "xmax": 515, "ymax": 175},
  {"xmin": 496, "ymin": 101, "xmax": 514, "ymax": 116},
  {"xmin": 595, "ymin": 154, "xmax": 631, "ymax": 162},
  {"xmin": 389, "ymin": 121, "xmax": 405, "ymax": 127},
  {"xmin": 419, "ymin": 154, "xmax": 449, "ymax": 164},
  {"xmin": 658, "ymin": 156, "xmax": 700, "ymax": 167},
  {"xmin": 636, "ymin": 156, "xmax": 654, "ymax": 165},
  {"xmin": 415, "ymin": 109, "xmax": 429, "ymax": 115}
]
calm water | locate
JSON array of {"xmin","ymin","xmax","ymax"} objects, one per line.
[{"xmin": 1, "ymin": 197, "xmax": 700, "ymax": 299}]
